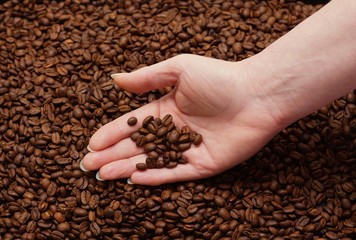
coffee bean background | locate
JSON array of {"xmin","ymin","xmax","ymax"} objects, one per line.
[{"xmin": 0, "ymin": 0, "xmax": 355, "ymax": 239}]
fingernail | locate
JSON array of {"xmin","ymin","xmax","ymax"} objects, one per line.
[
  {"xmin": 127, "ymin": 178, "xmax": 134, "ymax": 185},
  {"xmin": 87, "ymin": 145, "xmax": 96, "ymax": 153},
  {"xmin": 111, "ymin": 73, "xmax": 120, "ymax": 79},
  {"xmin": 80, "ymin": 161, "xmax": 89, "ymax": 172},
  {"xmin": 96, "ymin": 172, "xmax": 104, "ymax": 181}
]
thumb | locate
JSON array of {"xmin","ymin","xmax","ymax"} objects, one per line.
[{"xmin": 111, "ymin": 55, "xmax": 185, "ymax": 93}]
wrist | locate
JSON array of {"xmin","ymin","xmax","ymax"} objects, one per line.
[{"xmin": 240, "ymin": 55, "xmax": 293, "ymax": 131}]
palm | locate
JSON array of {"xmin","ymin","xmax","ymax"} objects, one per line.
[{"xmin": 82, "ymin": 55, "xmax": 280, "ymax": 185}]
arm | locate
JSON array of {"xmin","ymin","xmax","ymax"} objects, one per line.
[{"xmin": 244, "ymin": 0, "xmax": 356, "ymax": 126}]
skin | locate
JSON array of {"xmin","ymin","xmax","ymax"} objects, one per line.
[{"xmin": 81, "ymin": 0, "xmax": 356, "ymax": 185}]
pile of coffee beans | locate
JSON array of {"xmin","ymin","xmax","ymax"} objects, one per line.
[
  {"xmin": 1, "ymin": 0, "xmax": 355, "ymax": 240},
  {"xmin": 127, "ymin": 115, "xmax": 202, "ymax": 170}
]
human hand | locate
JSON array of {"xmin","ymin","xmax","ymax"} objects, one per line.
[{"xmin": 81, "ymin": 54, "xmax": 283, "ymax": 185}]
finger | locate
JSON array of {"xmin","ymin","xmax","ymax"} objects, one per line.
[
  {"xmin": 96, "ymin": 154, "xmax": 147, "ymax": 180},
  {"xmin": 130, "ymin": 146, "xmax": 216, "ymax": 186},
  {"xmin": 82, "ymin": 137, "xmax": 144, "ymax": 171},
  {"xmin": 130, "ymin": 164, "xmax": 202, "ymax": 186},
  {"xmin": 88, "ymin": 101, "xmax": 160, "ymax": 151},
  {"xmin": 111, "ymin": 55, "xmax": 184, "ymax": 93}
]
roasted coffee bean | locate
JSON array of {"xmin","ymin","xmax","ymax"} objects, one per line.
[
  {"xmin": 130, "ymin": 132, "xmax": 141, "ymax": 141},
  {"xmin": 144, "ymin": 133, "xmax": 156, "ymax": 142},
  {"xmin": 136, "ymin": 163, "xmax": 147, "ymax": 171},
  {"xmin": 136, "ymin": 135, "xmax": 146, "ymax": 147},
  {"xmin": 168, "ymin": 130, "xmax": 180, "ymax": 144},
  {"xmin": 90, "ymin": 222, "xmax": 101, "ymax": 236},
  {"xmin": 57, "ymin": 222, "xmax": 71, "ymax": 232},
  {"xmin": 146, "ymin": 158, "xmax": 156, "ymax": 169},
  {"xmin": 143, "ymin": 143, "xmax": 156, "ymax": 152},
  {"xmin": 156, "ymin": 159, "xmax": 165, "ymax": 168},
  {"xmin": 142, "ymin": 116, "xmax": 154, "ymax": 127},
  {"xmin": 156, "ymin": 126, "xmax": 168, "ymax": 137},
  {"xmin": 147, "ymin": 151, "xmax": 159, "ymax": 160},
  {"xmin": 178, "ymin": 143, "xmax": 191, "ymax": 151},
  {"xmin": 166, "ymin": 161, "xmax": 178, "ymax": 168},
  {"xmin": 162, "ymin": 114, "xmax": 173, "ymax": 126},
  {"xmin": 193, "ymin": 133, "xmax": 203, "ymax": 146},
  {"xmin": 147, "ymin": 121, "xmax": 159, "ymax": 134},
  {"xmin": 127, "ymin": 117, "xmax": 138, "ymax": 126}
]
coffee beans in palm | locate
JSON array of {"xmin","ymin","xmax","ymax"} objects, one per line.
[{"xmin": 129, "ymin": 114, "xmax": 202, "ymax": 170}]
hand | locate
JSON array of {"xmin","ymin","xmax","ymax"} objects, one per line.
[{"xmin": 80, "ymin": 54, "xmax": 283, "ymax": 185}]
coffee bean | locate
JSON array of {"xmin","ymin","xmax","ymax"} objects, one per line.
[
  {"xmin": 168, "ymin": 129, "xmax": 180, "ymax": 144},
  {"xmin": 162, "ymin": 114, "xmax": 173, "ymax": 126},
  {"xmin": 156, "ymin": 126, "xmax": 168, "ymax": 137},
  {"xmin": 14, "ymin": 185, "xmax": 26, "ymax": 195},
  {"xmin": 136, "ymin": 135, "xmax": 146, "ymax": 147},
  {"xmin": 130, "ymin": 132, "xmax": 141, "ymax": 141},
  {"xmin": 147, "ymin": 121, "xmax": 159, "ymax": 134},
  {"xmin": 53, "ymin": 212, "xmax": 65, "ymax": 223},
  {"xmin": 136, "ymin": 163, "xmax": 147, "ymax": 171},
  {"xmin": 57, "ymin": 222, "xmax": 71, "ymax": 232},
  {"xmin": 74, "ymin": 208, "xmax": 88, "ymax": 217},
  {"xmin": 193, "ymin": 133, "xmax": 203, "ymax": 145},
  {"xmin": 142, "ymin": 115, "xmax": 154, "ymax": 127},
  {"xmin": 156, "ymin": 159, "xmax": 165, "ymax": 168},
  {"xmin": 127, "ymin": 117, "xmax": 138, "ymax": 126},
  {"xmin": 166, "ymin": 161, "xmax": 178, "ymax": 168},
  {"xmin": 144, "ymin": 133, "xmax": 156, "ymax": 142},
  {"xmin": 178, "ymin": 143, "xmax": 191, "ymax": 151},
  {"xmin": 90, "ymin": 222, "xmax": 101, "ymax": 236},
  {"xmin": 146, "ymin": 158, "xmax": 156, "ymax": 169},
  {"xmin": 143, "ymin": 143, "xmax": 156, "ymax": 152},
  {"xmin": 147, "ymin": 151, "xmax": 159, "ymax": 160}
]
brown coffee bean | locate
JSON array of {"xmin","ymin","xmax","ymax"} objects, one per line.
[
  {"xmin": 156, "ymin": 126, "xmax": 168, "ymax": 137},
  {"xmin": 181, "ymin": 190, "xmax": 193, "ymax": 200},
  {"xmin": 138, "ymin": 127, "xmax": 150, "ymax": 135},
  {"xmin": 53, "ymin": 212, "xmax": 65, "ymax": 223},
  {"xmin": 177, "ymin": 207, "xmax": 189, "ymax": 218},
  {"xmin": 168, "ymin": 129, "xmax": 180, "ymax": 144},
  {"xmin": 303, "ymin": 224, "xmax": 316, "ymax": 232},
  {"xmin": 155, "ymin": 159, "xmax": 165, "ymax": 168},
  {"xmin": 166, "ymin": 161, "xmax": 178, "ymax": 168},
  {"xmin": 147, "ymin": 151, "xmax": 159, "ymax": 160},
  {"xmin": 193, "ymin": 133, "xmax": 203, "ymax": 145},
  {"xmin": 127, "ymin": 117, "xmax": 138, "ymax": 126},
  {"xmin": 162, "ymin": 114, "xmax": 173, "ymax": 126},
  {"xmin": 147, "ymin": 121, "xmax": 159, "ymax": 134},
  {"xmin": 142, "ymin": 115, "xmax": 154, "ymax": 127},
  {"xmin": 74, "ymin": 208, "xmax": 88, "ymax": 217},
  {"xmin": 144, "ymin": 133, "xmax": 156, "ymax": 142},
  {"xmin": 143, "ymin": 143, "xmax": 156, "ymax": 152},
  {"xmin": 178, "ymin": 134, "xmax": 190, "ymax": 143},
  {"xmin": 146, "ymin": 158, "xmax": 156, "ymax": 169},
  {"xmin": 90, "ymin": 222, "xmax": 101, "ymax": 236},
  {"xmin": 136, "ymin": 163, "xmax": 147, "ymax": 171},
  {"xmin": 136, "ymin": 135, "xmax": 146, "ymax": 147},
  {"xmin": 57, "ymin": 222, "xmax": 71, "ymax": 232},
  {"xmin": 178, "ymin": 143, "xmax": 191, "ymax": 151},
  {"xmin": 14, "ymin": 185, "xmax": 26, "ymax": 195},
  {"xmin": 218, "ymin": 208, "xmax": 231, "ymax": 221},
  {"xmin": 131, "ymin": 132, "xmax": 141, "ymax": 141},
  {"xmin": 142, "ymin": 221, "xmax": 155, "ymax": 231}
]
